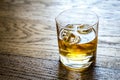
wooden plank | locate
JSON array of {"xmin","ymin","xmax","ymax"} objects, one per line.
[{"xmin": 0, "ymin": 53, "xmax": 120, "ymax": 80}]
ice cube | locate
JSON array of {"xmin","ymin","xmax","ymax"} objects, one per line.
[
  {"xmin": 77, "ymin": 24, "xmax": 92, "ymax": 34},
  {"xmin": 65, "ymin": 24, "xmax": 77, "ymax": 31},
  {"xmin": 60, "ymin": 28, "xmax": 80, "ymax": 44},
  {"xmin": 66, "ymin": 24, "xmax": 74, "ymax": 28},
  {"xmin": 59, "ymin": 28, "xmax": 71, "ymax": 40},
  {"xmin": 67, "ymin": 33, "xmax": 81, "ymax": 44}
]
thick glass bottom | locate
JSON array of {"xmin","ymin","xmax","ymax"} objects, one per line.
[{"xmin": 60, "ymin": 54, "xmax": 95, "ymax": 71}]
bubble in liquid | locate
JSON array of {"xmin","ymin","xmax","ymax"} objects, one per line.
[
  {"xmin": 60, "ymin": 28, "xmax": 81, "ymax": 44},
  {"xmin": 77, "ymin": 24, "xmax": 92, "ymax": 34}
]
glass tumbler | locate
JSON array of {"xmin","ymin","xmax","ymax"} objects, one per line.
[{"xmin": 55, "ymin": 8, "xmax": 99, "ymax": 71}]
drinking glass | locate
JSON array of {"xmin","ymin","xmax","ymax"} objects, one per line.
[{"xmin": 55, "ymin": 8, "xmax": 99, "ymax": 71}]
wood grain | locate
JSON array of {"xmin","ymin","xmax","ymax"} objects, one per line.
[
  {"xmin": 0, "ymin": 0, "xmax": 120, "ymax": 80},
  {"xmin": 0, "ymin": 53, "xmax": 120, "ymax": 80}
]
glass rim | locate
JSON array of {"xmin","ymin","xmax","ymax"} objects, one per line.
[{"xmin": 55, "ymin": 8, "xmax": 99, "ymax": 28}]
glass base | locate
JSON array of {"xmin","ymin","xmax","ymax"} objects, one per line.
[{"xmin": 60, "ymin": 55, "xmax": 94, "ymax": 71}]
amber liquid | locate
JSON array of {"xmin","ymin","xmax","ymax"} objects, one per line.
[{"xmin": 57, "ymin": 24, "xmax": 98, "ymax": 70}]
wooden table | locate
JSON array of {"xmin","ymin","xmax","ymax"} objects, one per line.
[{"xmin": 0, "ymin": 0, "xmax": 120, "ymax": 80}]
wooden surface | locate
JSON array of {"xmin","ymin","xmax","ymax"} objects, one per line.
[{"xmin": 0, "ymin": 0, "xmax": 120, "ymax": 80}]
